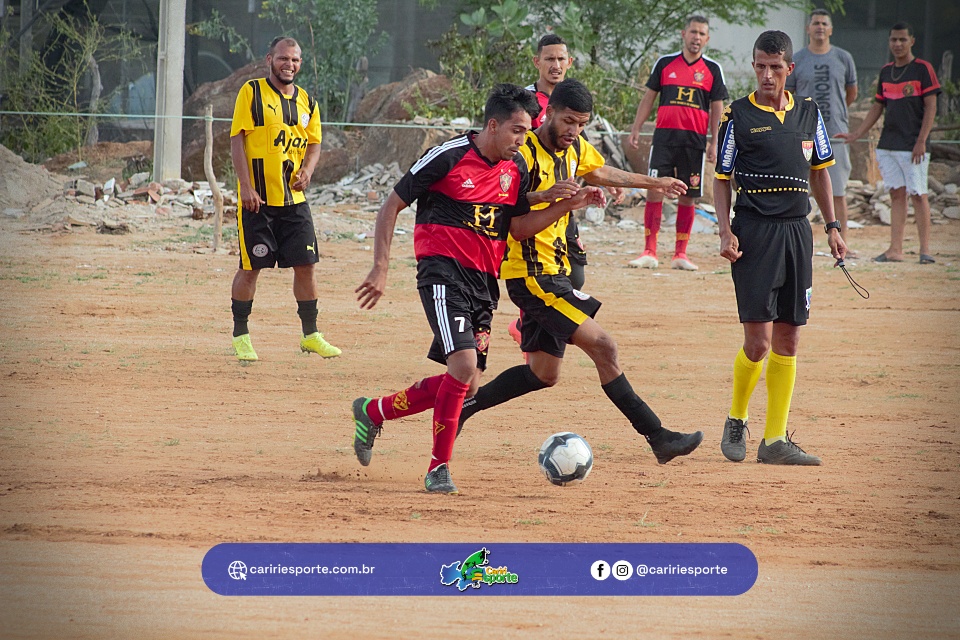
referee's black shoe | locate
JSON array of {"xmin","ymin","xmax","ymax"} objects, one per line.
[{"xmin": 646, "ymin": 429, "xmax": 704, "ymax": 464}]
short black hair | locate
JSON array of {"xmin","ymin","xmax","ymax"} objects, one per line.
[
  {"xmin": 536, "ymin": 34, "xmax": 566, "ymax": 54},
  {"xmin": 686, "ymin": 15, "xmax": 709, "ymax": 28},
  {"xmin": 890, "ymin": 22, "xmax": 914, "ymax": 37},
  {"xmin": 483, "ymin": 83, "xmax": 541, "ymax": 126},
  {"xmin": 547, "ymin": 78, "xmax": 593, "ymax": 115},
  {"xmin": 753, "ymin": 30, "xmax": 793, "ymax": 63},
  {"xmin": 269, "ymin": 36, "xmax": 300, "ymax": 54},
  {"xmin": 808, "ymin": 8, "xmax": 831, "ymax": 24}
]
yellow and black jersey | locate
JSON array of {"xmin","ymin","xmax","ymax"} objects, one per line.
[
  {"xmin": 501, "ymin": 130, "xmax": 604, "ymax": 279},
  {"xmin": 230, "ymin": 78, "xmax": 322, "ymax": 207},
  {"xmin": 716, "ymin": 91, "xmax": 834, "ymax": 218}
]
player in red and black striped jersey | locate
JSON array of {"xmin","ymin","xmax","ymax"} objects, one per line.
[
  {"xmin": 627, "ymin": 16, "xmax": 728, "ymax": 271},
  {"xmin": 351, "ymin": 84, "xmax": 606, "ymax": 494},
  {"xmin": 840, "ymin": 22, "xmax": 940, "ymax": 264}
]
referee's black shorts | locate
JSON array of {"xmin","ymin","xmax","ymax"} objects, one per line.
[
  {"xmin": 505, "ymin": 275, "xmax": 602, "ymax": 358},
  {"xmin": 730, "ymin": 212, "xmax": 813, "ymax": 326}
]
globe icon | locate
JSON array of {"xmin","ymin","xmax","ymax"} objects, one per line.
[{"xmin": 228, "ymin": 560, "xmax": 247, "ymax": 580}]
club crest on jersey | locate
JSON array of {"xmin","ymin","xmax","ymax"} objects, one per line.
[
  {"xmin": 499, "ymin": 173, "xmax": 512, "ymax": 193},
  {"xmin": 802, "ymin": 140, "xmax": 814, "ymax": 162},
  {"xmin": 693, "ymin": 70, "xmax": 705, "ymax": 83},
  {"xmin": 301, "ymin": 113, "xmax": 310, "ymax": 128},
  {"xmin": 902, "ymin": 83, "xmax": 915, "ymax": 97},
  {"xmin": 689, "ymin": 173, "xmax": 701, "ymax": 187}
]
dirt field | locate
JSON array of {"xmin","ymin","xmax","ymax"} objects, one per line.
[{"xmin": 1, "ymin": 206, "xmax": 958, "ymax": 638}]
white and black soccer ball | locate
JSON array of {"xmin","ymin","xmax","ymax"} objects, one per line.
[{"xmin": 538, "ymin": 432, "xmax": 593, "ymax": 486}]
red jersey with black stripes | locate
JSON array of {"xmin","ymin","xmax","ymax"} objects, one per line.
[
  {"xmin": 875, "ymin": 59, "xmax": 941, "ymax": 152},
  {"xmin": 646, "ymin": 52, "xmax": 728, "ymax": 149},
  {"xmin": 394, "ymin": 132, "xmax": 532, "ymax": 303}
]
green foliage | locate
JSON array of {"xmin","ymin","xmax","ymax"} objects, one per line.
[
  {"xmin": 259, "ymin": 0, "xmax": 386, "ymax": 123},
  {"xmin": 187, "ymin": 9, "xmax": 254, "ymax": 61},
  {"xmin": 0, "ymin": 7, "xmax": 143, "ymax": 162}
]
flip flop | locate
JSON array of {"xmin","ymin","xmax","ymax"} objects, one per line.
[
  {"xmin": 873, "ymin": 254, "xmax": 902, "ymax": 263},
  {"xmin": 919, "ymin": 254, "xmax": 936, "ymax": 264}
]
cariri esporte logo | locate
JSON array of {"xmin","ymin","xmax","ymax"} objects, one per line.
[{"xmin": 440, "ymin": 548, "xmax": 519, "ymax": 591}]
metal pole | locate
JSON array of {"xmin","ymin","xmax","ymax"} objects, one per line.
[{"xmin": 152, "ymin": 0, "xmax": 186, "ymax": 182}]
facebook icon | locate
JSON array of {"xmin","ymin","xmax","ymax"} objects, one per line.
[{"xmin": 590, "ymin": 560, "xmax": 610, "ymax": 581}]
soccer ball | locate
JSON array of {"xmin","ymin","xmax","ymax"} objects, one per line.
[{"xmin": 538, "ymin": 432, "xmax": 593, "ymax": 486}]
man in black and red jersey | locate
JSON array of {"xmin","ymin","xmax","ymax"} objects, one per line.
[
  {"xmin": 350, "ymin": 84, "xmax": 605, "ymax": 494},
  {"xmin": 627, "ymin": 15, "xmax": 728, "ymax": 271},
  {"xmin": 839, "ymin": 22, "xmax": 940, "ymax": 264}
]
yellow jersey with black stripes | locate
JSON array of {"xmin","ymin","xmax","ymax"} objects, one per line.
[
  {"xmin": 715, "ymin": 91, "xmax": 834, "ymax": 218},
  {"xmin": 501, "ymin": 130, "xmax": 605, "ymax": 279},
  {"xmin": 230, "ymin": 78, "xmax": 322, "ymax": 207}
]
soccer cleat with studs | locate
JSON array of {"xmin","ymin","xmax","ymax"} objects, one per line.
[
  {"xmin": 424, "ymin": 463, "xmax": 459, "ymax": 494},
  {"xmin": 757, "ymin": 432, "xmax": 822, "ymax": 466},
  {"xmin": 233, "ymin": 334, "xmax": 258, "ymax": 361},
  {"xmin": 646, "ymin": 428, "xmax": 704, "ymax": 464},
  {"xmin": 301, "ymin": 332, "xmax": 341, "ymax": 358},
  {"xmin": 352, "ymin": 397, "xmax": 382, "ymax": 466},
  {"xmin": 721, "ymin": 417, "xmax": 750, "ymax": 462}
]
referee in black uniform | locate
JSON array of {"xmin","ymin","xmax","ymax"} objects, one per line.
[{"xmin": 714, "ymin": 31, "xmax": 846, "ymax": 466}]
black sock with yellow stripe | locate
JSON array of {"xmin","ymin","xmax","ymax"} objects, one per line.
[{"xmin": 601, "ymin": 373, "xmax": 664, "ymax": 439}]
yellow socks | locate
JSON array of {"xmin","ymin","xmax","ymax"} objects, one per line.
[
  {"xmin": 764, "ymin": 351, "xmax": 797, "ymax": 443},
  {"xmin": 730, "ymin": 348, "xmax": 763, "ymax": 421}
]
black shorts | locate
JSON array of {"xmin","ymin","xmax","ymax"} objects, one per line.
[
  {"xmin": 237, "ymin": 202, "xmax": 319, "ymax": 270},
  {"xmin": 730, "ymin": 213, "xmax": 813, "ymax": 326},
  {"xmin": 505, "ymin": 275, "xmax": 602, "ymax": 358},
  {"xmin": 420, "ymin": 284, "xmax": 494, "ymax": 371},
  {"xmin": 648, "ymin": 145, "xmax": 705, "ymax": 198}
]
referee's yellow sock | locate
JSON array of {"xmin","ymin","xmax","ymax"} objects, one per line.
[
  {"xmin": 764, "ymin": 351, "xmax": 797, "ymax": 443},
  {"xmin": 730, "ymin": 348, "xmax": 763, "ymax": 421}
]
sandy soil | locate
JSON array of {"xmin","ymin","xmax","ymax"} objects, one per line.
[{"xmin": 0, "ymin": 207, "xmax": 958, "ymax": 638}]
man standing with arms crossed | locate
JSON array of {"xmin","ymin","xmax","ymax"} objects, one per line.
[
  {"xmin": 839, "ymin": 22, "xmax": 940, "ymax": 264},
  {"xmin": 229, "ymin": 36, "xmax": 341, "ymax": 361},
  {"xmin": 627, "ymin": 15, "xmax": 727, "ymax": 271},
  {"xmin": 786, "ymin": 9, "xmax": 859, "ymax": 256},
  {"xmin": 715, "ymin": 31, "xmax": 846, "ymax": 465}
]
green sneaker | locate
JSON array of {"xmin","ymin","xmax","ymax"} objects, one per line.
[
  {"xmin": 352, "ymin": 397, "xmax": 381, "ymax": 466},
  {"xmin": 301, "ymin": 332, "xmax": 341, "ymax": 358},
  {"xmin": 424, "ymin": 463, "xmax": 458, "ymax": 494},
  {"xmin": 233, "ymin": 334, "xmax": 258, "ymax": 361},
  {"xmin": 757, "ymin": 432, "xmax": 822, "ymax": 466}
]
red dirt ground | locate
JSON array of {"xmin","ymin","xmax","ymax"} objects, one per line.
[{"xmin": 0, "ymin": 209, "xmax": 958, "ymax": 638}]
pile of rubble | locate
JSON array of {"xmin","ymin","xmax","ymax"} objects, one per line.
[
  {"xmin": 835, "ymin": 178, "xmax": 960, "ymax": 225},
  {"xmin": 308, "ymin": 162, "xmax": 404, "ymax": 209},
  {"xmin": 62, "ymin": 172, "xmax": 237, "ymax": 219}
]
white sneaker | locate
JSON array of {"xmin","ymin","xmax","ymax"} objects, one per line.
[
  {"xmin": 671, "ymin": 255, "xmax": 698, "ymax": 271},
  {"xmin": 628, "ymin": 252, "xmax": 658, "ymax": 269}
]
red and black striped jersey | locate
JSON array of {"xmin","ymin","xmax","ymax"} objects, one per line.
[
  {"xmin": 230, "ymin": 78, "xmax": 321, "ymax": 206},
  {"xmin": 394, "ymin": 132, "xmax": 532, "ymax": 302},
  {"xmin": 646, "ymin": 52, "xmax": 728, "ymax": 149},
  {"xmin": 875, "ymin": 59, "xmax": 941, "ymax": 152},
  {"xmin": 525, "ymin": 82, "xmax": 550, "ymax": 128}
]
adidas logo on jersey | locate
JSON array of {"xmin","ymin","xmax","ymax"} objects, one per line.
[
  {"xmin": 461, "ymin": 178, "xmax": 475, "ymax": 189},
  {"xmin": 668, "ymin": 72, "xmax": 677, "ymax": 78}
]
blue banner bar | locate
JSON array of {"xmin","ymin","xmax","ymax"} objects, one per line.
[{"xmin": 202, "ymin": 543, "xmax": 757, "ymax": 596}]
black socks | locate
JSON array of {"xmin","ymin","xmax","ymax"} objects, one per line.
[
  {"xmin": 601, "ymin": 373, "xmax": 664, "ymax": 439},
  {"xmin": 297, "ymin": 299, "xmax": 319, "ymax": 335},
  {"xmin": 460, "ymin": 365, "xmax": 549, "ymax": 424},
  {"xmin": 231, "ymin": 299, "xmax": 253, "ymax": 337}
]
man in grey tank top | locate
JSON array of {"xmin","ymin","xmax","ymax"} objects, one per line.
[{"xmin": 786, "ymin": 8, "xmax": 858, "ymax": 255}]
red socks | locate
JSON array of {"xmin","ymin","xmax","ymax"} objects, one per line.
[
  {"xmin": 366, "ymin": 374, "xmax": 445, "ymax": 424},
  {"xmin": 676, "ymin": 204, "xmax": 695, "ymax": 257},
  {"xmin": 643, "ymin": 201, "xmax": 663, "ymax": 254},
  {"xmin": 429, "ymin": 374, "xmax": 470, "ymax": 471}
]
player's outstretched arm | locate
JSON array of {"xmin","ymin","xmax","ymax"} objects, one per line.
[
  {"xmin": 837, "ymin": 102, "xmax": 883, "ymax": 143},
  {"xmin": 356, "ymin": 190, "xmax": 407, "ymax": 309},
  {"xmin": 583, "ymin": 166, "xmax": 686, "ymax": 197},
  {"xmin": 510, "ymin": 187, "xmax": 606, "ymax": 241}
]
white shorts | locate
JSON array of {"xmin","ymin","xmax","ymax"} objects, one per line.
[
  {"xmin": 826, "ymin": 143, "xmax": 851, "ymax": 197},
  {"xmin": 876, "ymin": 149, "xmax": 929, "ymax": 196}
]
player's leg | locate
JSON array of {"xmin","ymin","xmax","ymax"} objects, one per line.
[
  {"xmin": 570, "ymin": 318, "xmax": 703, "ymax": 463},
  {"xmin": 671, "ymin": 148, "xmax": 702, "ymax": 271},
  {"xmin": 908, "ymin": 154, "xmax": 932, "ymax": 262},
  {"xmin": 231, "ymin": 203, "xmax": 277, "ymax": 361},
  {"xmin": 874, "ymin": 150, "xmax": 907, "ymax": 262},
  {"xmin": 629, "ymin": 145, "xmax": 667, "ymax": 268}
]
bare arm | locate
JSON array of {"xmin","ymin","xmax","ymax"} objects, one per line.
[
  {"xmin": 838, "ymin": 101, "xmax": 884, "ymax": 142},
  {"xmin": 627, "ymin": 88, "xmax": 658, "ymax": 149},
  {"xmin": 355, "ymin": 190, "xmax": 408, "ymax": 309},
  {"xmin": 583, "ymin": 165, "xmax": 686, "ymax": 197},
  {"xmin": 845, "ymin": 84, "xmax": 858, "ymax": 106},
  {"xmin": 706, "ymin": 100, "xmax": 724, "ymax": 164},
  {"xmin": 291, "ymin": 143, "xmax": 321, "ymax": 191},
  {"xmin": 230, "ymin": 133, "xmax": 264, "ymax": 213},
  {"xmin": 912, "ymin": 93, "xmax": 938, "ymax": 163},
  {"xmin": 810, "ymin": 167, "xmax": 846, "ymax": 260},
  {"xmin": 714, "ymin": 177, "xmax": 740, "ymax": 263},
  {"xmin": 527, "ymin": 178, "xmax": 580, "ymax": 206},
  {"xmin": 511, "ymin": 187, "xmax": 606, "ymax": 241}
]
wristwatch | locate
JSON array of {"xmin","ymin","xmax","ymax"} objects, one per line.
[{"xmin": 824, "ymin": 220, "xmax": 841, "ymax": 234}]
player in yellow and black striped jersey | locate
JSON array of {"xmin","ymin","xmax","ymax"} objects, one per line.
[
  {"xmin": 227, "ymin": 36, "xmax": 340, "ymax": 363},
  {"xmin": 458, "ymin": 79, "xmax": 704, "ymax": 467}
]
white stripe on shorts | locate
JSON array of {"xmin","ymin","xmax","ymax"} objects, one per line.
[{"xmin": 432, "ymin": 284, "xmax": 454, "ymax": 353}]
